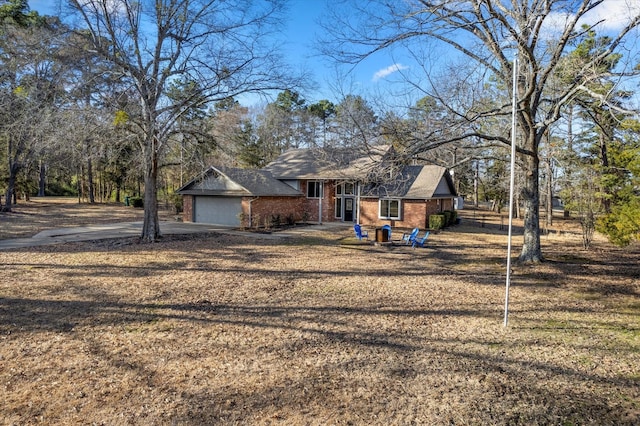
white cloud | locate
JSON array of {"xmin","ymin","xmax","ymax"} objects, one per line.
[
  {"xmin": 580, "ymin": 0, "xmax": 640, "ymax": 31},
  {"xmin": 372, "ymin": 63, "xmax": 409, "ymax": 82},
  {"xmin": 540, "ymin": 0, "xmax": 640, "ymax": 41}
]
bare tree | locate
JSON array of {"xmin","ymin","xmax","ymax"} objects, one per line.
[
  {"xmin": 68, "ymin": 0, "xmax": 301, "ymax": 241},
  {"xmin": 0, "ymin": 10, "xmax": 62, "ymax": 210},
  {"xmin": 320, "ymin": 0, "xmax": 640, "ymax": 263}
]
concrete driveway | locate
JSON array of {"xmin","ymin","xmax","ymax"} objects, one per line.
[
  {"xmin": 0, "ymin": 221, "xmax": 236, "ymax": 250},
  {"xmin": 0, "ymin": 221, "xmax": 346, "ymax": 250}
]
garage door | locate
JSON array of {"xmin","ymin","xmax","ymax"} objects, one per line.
[{"xmin": 194, "ymin": 196, "xmax": 242, "ymax": 226}]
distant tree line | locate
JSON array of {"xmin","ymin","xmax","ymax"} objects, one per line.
[{"xmin": 1, "ymin": 0, "xmax": 639, "ymax": 251}]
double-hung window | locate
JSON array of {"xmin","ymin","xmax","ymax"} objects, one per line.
[
  {"xmin": 379, "ymin": 199, "xmax": 400, "ymax": 220},
  {"xmin": 307, "ymin": 181, "xmax": 322, "ymax": 198}
]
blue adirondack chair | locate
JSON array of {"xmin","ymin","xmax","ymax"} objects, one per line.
[
  {"xmin": 401, "ymin": 227, "xmax": 419, "ymax": 245},
  {"xmin": 382, "ymin": 224, "xmax": 392, "ymax": 241},
  {"xmin": 412, "ymin": 231, "xmax": 430, "ymax": 248},
  {"xmin": 354, "ymin": 224, "xmax": 369, "ymax": 240}
]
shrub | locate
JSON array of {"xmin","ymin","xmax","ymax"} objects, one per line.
[
  {"xmin": 170, "ymin": 193, "xmax": 183, "ymax": 214},
  {"xmin": 429, "ymin": 214, "xmax": 446, "ymax": 230},
  {"xmin": 130, "ymin": 196, "xmax": 144, "ymax": 208},
  {"xmin": 237, "ymin": 213, "xmax": 249, "ymax": 230},
  {"xmin": 443, "ymin": 211, "xmax": 452, "ymax": 227},
  {"xmin": 445, "ymin": 210, "xmax": 458, "ymax": 226},
  {"xmin": 270, "ymin": 214, "xmax": 281, "ymax": 228}
]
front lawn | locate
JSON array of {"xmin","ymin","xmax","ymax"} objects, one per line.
[{"xmin": 0, "ymin": 206, "xmax": 638, "ymax": 424}]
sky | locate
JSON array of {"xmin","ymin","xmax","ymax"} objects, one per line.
[
  {"xmin": 27, "ymin": 0, "xmax": 640, "ymax": 107},
  {"xmin": 27, "ymin": 0, "xmax": 390, "ymax": 105}
]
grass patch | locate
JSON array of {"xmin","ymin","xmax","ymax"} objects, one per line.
[{"xmin": 0, "ymin": 202, "xmax": 639, "ymax": 424}]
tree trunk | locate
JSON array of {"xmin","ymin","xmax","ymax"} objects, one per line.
[
  {"xmin": 545, "ymin": 156, "xmax": 553, "ymax": 229},
  {"xmin": 38, "ymin": 160, "xmax": 46, "ymax": 197},
  {"xmin": 87, "ymin": 152, "xmax": 95, "ymax": 204},
  {"xmin": 141, "ymin": 137, "xmax": 160, "ymax": 242},
  {"xmin": 79, "ymin": 164, "xmax": 85, "ymax": 202},
  {"xmin": 77, "ymin": 169, "xmax": 81, "ymax": 203},
  {"xmin": 519, "ymin": 152, "xmax": 543, "ymax": 263},
  {"xmin": 4, "ymin": 136, "xmax": 15, "ymax": 212},
  {"xmin": 474, "ymin": 161, "xmax": 479, "ymax": 207},
  {"xmin": 4, "ymin": 170, "xmax": 17, "ymax": 212},
  {"xmin": 599, "ymin": 122, "xmax": 611, "ymax": 214},
  {"xmin": 4, "ymin": 154, "xmax": 19, "ymax": 212}
]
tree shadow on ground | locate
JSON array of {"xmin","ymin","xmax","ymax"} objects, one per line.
[{"xmin": 2, "ymin": 295, "xmax": 636, "ymax": 424}]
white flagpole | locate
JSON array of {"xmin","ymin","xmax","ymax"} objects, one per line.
[{"xmin": 504, "ymin": 53, "xmax": 518, "ymax": 327}]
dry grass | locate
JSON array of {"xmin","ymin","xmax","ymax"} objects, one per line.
[
  {"xmin": 0, "ymin": 197, "xmax": 176, "ymax": 240},
  {"xmin": 0, "ymin": 199, "xmax": 638, "ymax": 425}
]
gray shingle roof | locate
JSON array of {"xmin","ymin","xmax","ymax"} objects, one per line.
[
  {"xmin": 361, "ymin": 165, "xmax": 456, "ymax": 199},
  {"xmin": 178, "ymin": 147, "xmax": 456, "ymax": 201},
  {"xmin": 177, "ymin": 166, "xmax": 301, "ymax": 197},
  {"xmin": 263, "ymin": 146, "xmax": 390, "ymax": 180}
]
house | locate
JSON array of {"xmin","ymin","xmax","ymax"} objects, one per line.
[
  {"xmin": 178, "ymin": 165, "xmax": 302, "ymax": 227},
  {"xmin": 178, "ymin": 146, "xmax": 458, "ymax": 229}
]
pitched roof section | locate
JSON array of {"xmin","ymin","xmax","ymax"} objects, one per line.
[
  {"xmin": 178, "ymin": 148, "xmax": 457, "ymax": 201},
  {"xmin": 178, "ymin": 166, "xmax": 301, "ymax": 197},
  {"xmin": 362, "ymin": 165, "xmax": 457, "ymax": 199},
  {"xmin": 263, "ymin": 146, "xmax": 391, "ymax": 180}
]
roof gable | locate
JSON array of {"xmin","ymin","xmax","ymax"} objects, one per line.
[
  {"xmin": 178, "ymin": 166, "xmax": 301, "ymax": 197},
  {"xmin": 362, "ymin": 165, "xmax": 456, "ymax": 199}
]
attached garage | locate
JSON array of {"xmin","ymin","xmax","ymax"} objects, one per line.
[
  {"xmin": 193, "ymin": 196, "xmax": 241, "ymax": 226},
  {"xmin": 178, "ymin": 165, "xmax": 302, "ymax": 226}
]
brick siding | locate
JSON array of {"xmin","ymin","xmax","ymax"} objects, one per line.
[
  {"xmin": 242, "ymin": 196, "xmax": 305, "ymax": 227},
  {"xmin": 182, "ymin": 181, "xmax": 455, "ymax": 230},
  {"xmin": 360, "ymin": 198, "xmax": 455, "ymax": 229},
  {"xmin": 182, "ymin": 195, "xmax": 194, "ymax": 222}
]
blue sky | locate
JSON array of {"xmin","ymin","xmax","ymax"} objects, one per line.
[
  {"xmin": 27, "ymin": 0, "xmax": 640, "ymax": 108},
  {"xmin": 27, "ymin": 0, "xmax": 399, "ymax": 105}
]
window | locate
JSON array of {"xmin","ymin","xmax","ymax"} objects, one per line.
[
  {"xmin": 344, "ymin": 183, "xmax": 354, "ymax": 195},
  {"xmin": 335, "ymin": 198, "xmax": 342, "ymax": 218},
  {"xmin": 307, "ymin": 181, "xmax": 322, "ymax": 198},
  {"xmin": 335, "ymin": 182, "xmax": 355, "ymax": 195},
  {"xmin": 379, "ymin": 199, "xmax": 400, "ymax": 219}
]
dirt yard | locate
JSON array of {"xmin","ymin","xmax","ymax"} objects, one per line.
[{"xmin": 0, "ymin": 198, "xmax": 638, "ymax": 425}]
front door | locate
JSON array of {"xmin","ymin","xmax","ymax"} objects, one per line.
[{"xmin": 344, "ymin": 197, "xmax": 354, "ymax": 222}]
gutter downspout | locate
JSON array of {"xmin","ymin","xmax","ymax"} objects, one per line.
[
  {"xmin": 318, "ymin": 180, "xmax": 324, "ymax": 225},
  {"xmin": 356, "ymin": 181, "xmax": 361, "ymax": 224}
]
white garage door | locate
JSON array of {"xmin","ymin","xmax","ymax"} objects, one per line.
[{"xmin": 194, "ymin": 196, "xmax": 241, "ymax": 226}]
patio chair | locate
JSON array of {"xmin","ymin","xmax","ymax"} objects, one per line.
[
  {"xmin": 412, "ymin": 231, "xmax": 430, "ymax": 248},
  {"xmin": 382, "ymin": 224, "xmax": 392, "ymax": 241},
  {"xmin": 401, "ymin": 227, "xmax": 419, "ymax": 245},
  {"xmin": 354, "ymin": 224, "xmax": 369, "ymax": 240}
]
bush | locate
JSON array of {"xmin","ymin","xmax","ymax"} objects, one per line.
[
  {"xmin": 44, "ymin": 182, "xmax": 77, "ymax": 196},
  {"xmin": 445, "ymin": 210, "xmax": 458, "ymax": 226},
  {"xmin": 170, "ymin": 193, "xmax": 183, "ymax": 214},
  {"xmin": 270, "ymin": 214, "xmax": 281, "ymax": 228},
  {"xmin": 237, "ymin": 213, "xmax": 249, "ymax": 230},
  {"xmin": 130, "ymin": 196, "xmax": 144, "ymax": 208},
  {"xmin": 443, "ymin": 211, "xmax": 452, "ymax": 227},
  {"xmin": 429, "ymin": 214, "xmax": 446, "ymax": 230}
]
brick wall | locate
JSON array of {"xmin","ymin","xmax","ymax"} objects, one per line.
[
  {"xmin": 359, "ymin": 198, "xmax": 456, "ymax": 230},
  {"xmin": 181, "ymin": 187, "xmax": 455, "ymax": 229},
  {"xmin": 182, "ymin": 195, "xmax": 194, "ymax": 222},
  {"xmin": 299, "ymin": 181, "xmax": 334, "ymax": 222},
  {"xmin": 243, "ymin": 196, "xmax": 306, "ymax": 227}
]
